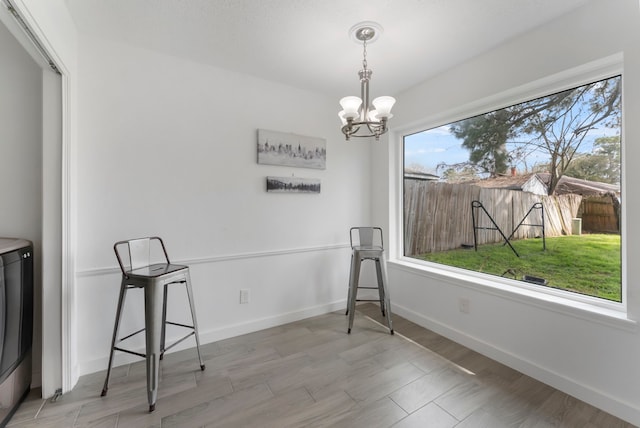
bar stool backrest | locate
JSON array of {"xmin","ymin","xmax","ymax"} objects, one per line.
[
  {"xmin": 114, "ymin": 237, "xmax": 171, "ymax": 275},
  {"xmin": 350, "ymin": 227, "xmax": 384, "ymax": 250}
]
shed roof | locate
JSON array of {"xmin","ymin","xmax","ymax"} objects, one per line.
[{"xmin": 470, "ymin": 172, "xmax": 619, "ymax": 196}]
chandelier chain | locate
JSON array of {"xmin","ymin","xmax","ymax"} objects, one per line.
[{"xmin": 362, "ymin": 39, "xmax": 368, "ymax": 70}]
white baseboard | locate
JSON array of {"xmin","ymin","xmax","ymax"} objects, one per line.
[{"xmin": 391, "ymin": 303, "xmax": 640, "ymax": 427}]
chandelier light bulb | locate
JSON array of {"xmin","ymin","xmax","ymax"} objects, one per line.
[
  {"xmin": 338, "ymin": 110, "xmax": 348, "ymax": 126},
  {"xmin": 372, "ymin": 96, "xmax": 396, "ymax": 119},
  {"xmin": 339, "ymin": 96, "xmax": 362, "ymax": 119}
]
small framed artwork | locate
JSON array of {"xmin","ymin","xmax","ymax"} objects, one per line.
[
  {"xmin": 266, "ymin": 176, "xmax": 321, "ymax": 194},
  {"xmin": 258, "ymin": 129, "xmax": 326, "ymax": 170}
]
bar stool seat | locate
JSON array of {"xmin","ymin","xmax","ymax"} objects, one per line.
[
  {"xmin": 346, "ymin": 227, "xmax": 393, "ymax": 334},
  {"xmin": 101, "ymin": 237, "xmax": 205, "ymax": 412}
]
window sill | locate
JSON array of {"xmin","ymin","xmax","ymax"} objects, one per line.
[{"xmin": 389, "ymin": 257, "xmax": 637, "ymax": 332}]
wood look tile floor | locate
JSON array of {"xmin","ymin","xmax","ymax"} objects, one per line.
[{"xmin": 8, "ymin": 304, "xmax": 635, "ymax": 428}]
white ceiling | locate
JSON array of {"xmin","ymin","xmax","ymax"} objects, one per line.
[{"xmin": 65, "ymin": 0, "xmax": 589, "ymax": 98}]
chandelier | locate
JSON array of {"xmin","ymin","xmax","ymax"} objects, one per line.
[{"xmin": 339, "ymin": 22, "xmax": 396, "ymax": 141}]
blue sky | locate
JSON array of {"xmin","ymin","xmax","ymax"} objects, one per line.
[
  {"xmin": 404, "ymin": 124, "xmax": 619, "ymax": 176},
  {"xmin": 404, "ymin": 125, "xmax": 463, "ymax": 174},
  {"xmin": 405, "ymin": 76, "xmax": 621, "ymax": 177}
]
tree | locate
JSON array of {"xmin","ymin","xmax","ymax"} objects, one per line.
[
  {"xmin": 593, "ymin": 135, "xmax": 621, "ymax": 184},
  {"xmin": 439, "ymin": 165, "xmax": 479, "ymax": 183},
  {"xmin": 514, "ymin": 77, "xmax": 620, "ymax": 194},
  {"xmin": 450, "ymin": 110, "xmax": 514, "ymax": 177},
  {"xmin": 405, "ymin": 163, "xmax": 431, "ymax": 174},
  {"xmin": 563, "ymin": 153, "xmax": 610, "ymax": 182},
  {"xmin": 448, "ymin": 76, "xmax": 621, "ymax": 194},
  {"xmin": 562, "ymin": 136, "xmax": 620, "ymax": 184}
]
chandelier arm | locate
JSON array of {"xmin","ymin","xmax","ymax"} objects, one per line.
[
  {"xmin": 341, "ymin": 122, "xmax": 361, "ymax": 136},
  {"xmin": 365, "ymin": 121, "xmax": 383, "ymax": 138},
  {"xmin": 342, "ymin": 120, "xmax": 388, "ymax": 141}
]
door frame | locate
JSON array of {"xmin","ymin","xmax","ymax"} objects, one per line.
[{"xmin": 0, "ymin": 0, "xmax": 75, "ymax": 397}]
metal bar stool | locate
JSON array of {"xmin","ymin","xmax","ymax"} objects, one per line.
[
  {"xmin": 346, "ymin": 227, "xmax": 393, "ymax": 334},
  {"xmin": 101, "ymin": 237, "xmax": 205, "ymax": 412}
]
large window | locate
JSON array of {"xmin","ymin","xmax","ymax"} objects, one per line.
[{"xmin": 403, "ymin": 75, "xmax": 622, "ymax": 302}]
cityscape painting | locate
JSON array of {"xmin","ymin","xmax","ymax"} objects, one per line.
[
  {"xmin": 258, "ymin": 129, "xmax": 326, "ymax": 169},
  {"xmin": 266, "ymin": 176, "xmax": 321, "ymax": 194}
]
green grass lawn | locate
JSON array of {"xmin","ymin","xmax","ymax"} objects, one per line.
[{"xmin": 415, "ymin": 234, "xmax": 621, "ymax": 301}]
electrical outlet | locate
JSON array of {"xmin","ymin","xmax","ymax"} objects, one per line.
[
  {"xmin": 240, "ymin": 289, "xmax": 250, "ymax": 304},
  {"xmin": 458, "ymin": 298, "xmax": 470, "ymax": 314}
]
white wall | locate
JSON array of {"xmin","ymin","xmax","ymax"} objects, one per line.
[
  {"xmin": 73, "ymin": 36, "xmax": 373, "ymax": 374},
  {"xmin": 375, "ymin": 0, "xmax": 640, "ymax": 425},
  {"xmin": 0, "ymin": 14, "xmax": 42, "ymax": 271},
  {"xmin": 0, "ymin": 14, "xmax": 43, "ymax": 385}
]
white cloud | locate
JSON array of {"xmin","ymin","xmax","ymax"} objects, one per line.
[{"xmin": 406, "ymin": 147, "xmax": 446, "ymax": 156}]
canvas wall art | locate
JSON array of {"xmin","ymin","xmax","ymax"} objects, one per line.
[
  {"xmin": 266, "ymin": 176, "xmax": 321, "ymax": 194},
  {"xmin": 257, "ymin": 129, "xmax": 326, "ymax": 169}
]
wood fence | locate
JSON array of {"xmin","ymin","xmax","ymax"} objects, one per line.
[
  {"xmin": 404, "ymin": 180, "xmax": 583, "ymax": 256},
  {"xmin": 579, "ymin": 195, "xmax": 620, "ymax": 233}
]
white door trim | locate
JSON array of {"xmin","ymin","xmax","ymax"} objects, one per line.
[{"xmin": 0, "ymin": 0, "xmax": 76, "ymax": 397}]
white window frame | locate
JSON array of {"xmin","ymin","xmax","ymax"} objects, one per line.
[{"xmin": 389, "ymin": 53, "xmax": 631, "ymax": 325}]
